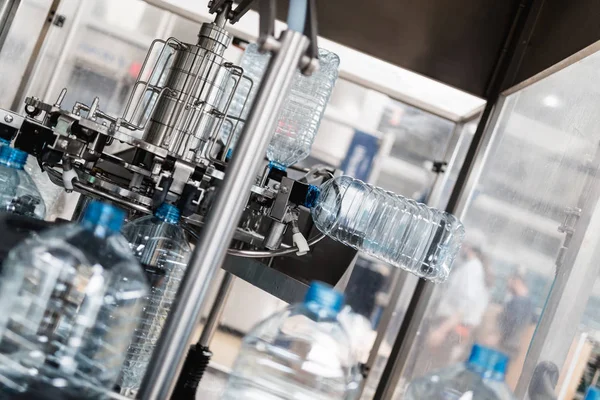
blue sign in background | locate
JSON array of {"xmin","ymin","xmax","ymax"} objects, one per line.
[{"xmin": 340, "ymin": 130, "xmax": 380, "ymax": 181}]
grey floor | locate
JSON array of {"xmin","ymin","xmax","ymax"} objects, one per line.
[{"xmin": 195, "ymin": 368, "xmax": 228, "ymax": 400}]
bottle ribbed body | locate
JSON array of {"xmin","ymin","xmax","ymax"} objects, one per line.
[
  {"xmin": 222, "ymin": 44, "xmax": 340, "ymax": 167},
  {"xmin": 311, "ymin": 176, "xmax": 464, "ymax": 282},
  {"xmin": 118, "ymin": 205, "xmax": 191, "ymax": 396}
]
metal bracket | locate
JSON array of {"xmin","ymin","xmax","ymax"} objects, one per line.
[
  {"xmin": 229, "ymin": 0, "xmax": 255, "ymax": 24},
  {"xmin": 555, "ymin": 206, "xmax": 582, "ymax": 270},
  {"xmin": 432, "ymin": 160, "xmax": 448, "ymax": 174}
]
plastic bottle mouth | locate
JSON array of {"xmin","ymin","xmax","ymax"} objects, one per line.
[
  {"xmin": 155, "ymin": 203, "xmax": 181, "ymax": 224},
  {"xmin": 81, "ymin": 201, "xmax": 126, "ymax": 238},
  {"xmin": 0, "ymin": 146, "xmax": 27, "ymax": 169},
  {"xmin": 304, "ymin": 184, "xmax": 321, "ymax": 208},
  {"xmin": 303, "ymin": 281, "xmax": 345, "ymax": 315}
]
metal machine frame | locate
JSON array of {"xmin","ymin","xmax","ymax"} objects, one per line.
[{"xmin": 0, "ymin": 0, "xmax": 354, "ymax": 398}]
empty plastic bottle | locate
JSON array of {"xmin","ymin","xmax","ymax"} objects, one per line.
[
  {"xmin": 118, "ymin": 203, "xmax": 192, "ymax": 396},
  {"xmin": 308, "ymin": 176, "xmax": 464, "ymax": 282},
  {"xmin": 405, "ymin": 344, "xmax": 515, "ymax": 400},
  {"xmin": 0, "ymin": 146, "xmax": 45, "ymax": 219},
  {"xmin": 222, "ymin": 281, "xmax": 355, "ymax": 400},
  {"xmin": 221, "ymin": 44, "xmax": 340, "ymax": 168},
  {"xmin": 0, "ymin": 201, "xmax": 148, "ymax": 399},
  {"xmin": 586, "ymin": 387, "xmax": 600, "ymax": 400}
]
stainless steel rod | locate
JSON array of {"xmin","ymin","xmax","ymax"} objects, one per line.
[
  {"xmin": 199, "ymin": 272, "xmax": 234, "ymax": 347},
  {"xmin": 137, "ymin": 30, "xmax": 309, "ymax": 400},
  {"xmin": 0, "ymin": 0, "xmax": 20, "ymax": 53}
]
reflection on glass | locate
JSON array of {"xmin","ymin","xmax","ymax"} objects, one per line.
[
  {"xmin": 393, "ymin": 46, "xmax": 600, "ymax": 399},
  {"xmin": 377, "ymin": 100, "xmax": 455, "ymax": 199}
]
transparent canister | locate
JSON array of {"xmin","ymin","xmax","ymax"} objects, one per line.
[
  {"xmin": 222, "ymin": 44, "xmax": 340, "ymax": 167},
  {"xmin": 222, "ymin": 282, "xmax": 354, "ymax": 400},
  {"xmin": 309, "ymin": 176, "xmax": 465, "ymax": 282},
  {"xmin": 118, "ymin": 203, "xmax": 192, "ymax": 396},
  {"xmin": 0, "ymin": 201, "xmax": 148, "ymax": 398},
  {"xmin": 0, "ymin": 146, "xmax": 46, "ymax": 219}
]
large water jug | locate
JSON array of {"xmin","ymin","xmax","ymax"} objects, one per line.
[
  {"xmin": 308, "ymin": 176, "xmax": 464, "ymax": 282},
  {"xmin": 405, "ymin": 344, "xmax": 516, "ymax": 400},
  {"xmin": 221, "ymin": 281, "xmax": 355, "ymax": 400},
  {"xmin": 118, "ymin": 203, "xmax": 191, "ymax": 396},
  {"xmin": 222, "ymin": 44, "xmax": 339, "ymax": 168},
  {"xmin": 0, "ymin": 146, "xmax": 46, "ymax": 219},
  {"xmin": 0, "ymin": 201, "xmax": 148, "ymax": 399}
]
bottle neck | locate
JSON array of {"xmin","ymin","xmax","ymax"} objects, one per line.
[
  {"xmin": 80, "ymin": 201, "xmax": 125, "ymax": 239},
  {"xmin": 155, "ymin": 203, "xmax": 181, "ymax": 224},
  {"xmin": 466, "ymin": 361, "xmax": 505, "ymax": 381},
  {"xmin": 304, "ymin": 184, "xmax": 321, "ymax": 208},
  {"xmin": 81, "ymin": 221, "xmax": 118, "ymax": 239},
  {"xmin": 0, "ymin": 159, "xmax": 24, "ymax": 170},
  {"xmin": 0, "ymin": 146, "xmax": 27, "ymax": 170},
  {"xmin": 268, "ymin": 161, "xmax": 287, "ymax": 172}
]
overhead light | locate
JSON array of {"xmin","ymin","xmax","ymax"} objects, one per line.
[{"xmin": 542, "ymin": 95, "xmax": 561, "ymax": 108}]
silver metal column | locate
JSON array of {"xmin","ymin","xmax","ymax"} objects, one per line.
[
  {"xmin": 199, "ymin": 272, "xmax": 234, "ymax": 347},
  {"xmin": 0, "ymin": 0, "xmax": 20, "ymax": 52},
  {"xmin": 137, "ymin": 30, "xmax": 309, "ymax": 400},
  {"xmin": 10, "ymin": 0, "xmax": 62, "ymax": 111}
]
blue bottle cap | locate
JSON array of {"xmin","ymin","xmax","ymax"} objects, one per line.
[
  {"xmin": 82, "ymin": 201, "xmax": 126, "ymax": 237},
  {"xmin": 304, "ymin": 281, "xmax": 344, "ymax": 314},
  {"xmin": 304, "ymin": 184, "xmax": 321, "ymax": 208},
  {"xmin": 268, "ymin": 161, "xmax": 287, "ymax": 172},
  {"xmin": 155, "ymin": 203, "xmax": 180, "ymax": 224},
  {"xmin": 586, "ymin": 387, "xmax": 600, "ymax": 400},
  {"xmin": 0, "ymin": 146, "xmax": 27, "ymax": 169},
  {"xmin": 467, "ymin": 344, "xmax": 509, "ymax": 380}
]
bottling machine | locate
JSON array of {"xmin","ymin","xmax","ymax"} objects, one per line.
[
  {"xmin": 5, "ymin": 0, "xmax": 600, "ymax": 398},
  {"xmin": 0, "ymin": 0, "xmax": 359, "ymax": 398}
]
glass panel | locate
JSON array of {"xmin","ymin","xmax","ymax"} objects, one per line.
[
  {"xmin": 376, "ymin": 100, "xmax": 456, "ymax": 199},
  {"xmin": 0, "ymin": 0, "xmax": 51, "ymax": 108},
  {"xmin": 392, "ymin": 46, "xmax": 600, "ymax": 398},
  {"xmin": 22, "ymin": 0, "xmax": 167, "ymax": 115},
  {"xmin": 360, "ymin": 118, "xmax": 477, "ymax": 399}
]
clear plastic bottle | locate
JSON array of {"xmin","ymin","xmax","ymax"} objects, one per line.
[
  {"xmin": 0, "ymin": 146, "xmax": 46, "ymax": 219},
  {"xmin": 222, "ymin": 44, "xmax": 340, "ymax": 168},
  {"xmin": 405, "ymin": 344, "xmax": 516, "ymax": 400},
  {"xmin": 222, "ymin": 281, "xmax": 354, "ymax": 400},
  {"xmin": 309, "ymin": 176, "xmax": 464, "ymax": 282},
  {"xmin": 0, "ymin": 201, "xmax": 148, "ymax": 399},
  {"xmin": 118, "ymin": 203, "xmax": 192, "ymax": 396}
]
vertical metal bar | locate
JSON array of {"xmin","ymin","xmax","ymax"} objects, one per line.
[
  {"xmin": 136, "ymin": 30, "xmax": 308, "ymax": 400},
  {"xmin": 515, "ymin": 144, "xmax": 600, "ymax": 399},
  {"xmin": 10, "ymin": 0, "xmax": 62, "ymax": 111},
  {"xmin": 199, "ymin": 272, "xmax": 234, "ymax": 347},
  {"xmin": 0, "ymin": 0, "xmax": 20, "ymax": 53}
]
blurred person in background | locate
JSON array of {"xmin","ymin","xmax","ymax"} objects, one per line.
[
  {"xmin": 422, "ymin": 230, "xmax": 492, "ymax": 370},
  {"xmin": 496, "ymin": 267, "xmax": 534, "ymax": 360}
]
